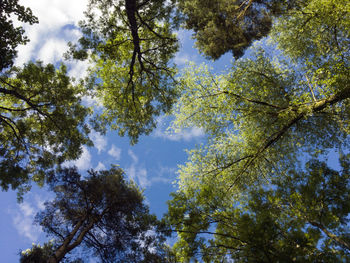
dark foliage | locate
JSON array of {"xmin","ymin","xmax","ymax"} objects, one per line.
[
  {"xmin": 0, "ymin": 0, "xmax": 38, "ymax": 71},
  {"xmin": 176, "ymin": 0, "xmax": 303, "ymax": 59},
  {"xmin": 26, "ymin": 167, "xmax": 169, "ymax": 262}
]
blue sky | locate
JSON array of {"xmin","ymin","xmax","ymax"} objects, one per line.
[{"xmin": 0, "ymin": 1, "xmax": 234, "ymax": 261}]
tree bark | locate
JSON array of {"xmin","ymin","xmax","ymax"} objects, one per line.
[
  {"xmin": 47, "ymin": 216, "xmax": 96, "ymax": 263},
  {"xmin": 309, "ymin": 221, "xmax": 350, "ymax": 250},
  {"xmin": 47, "ymin": 219, "xmax": 84, "ymax": 263}
]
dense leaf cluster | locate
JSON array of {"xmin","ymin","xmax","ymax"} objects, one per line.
[
  {"xmin": 167, "ymin": 157, "xmax": 350, "ymax": 262},
  {"xmin": 0, "ymin": 62, "xmax": 91, "ymax": 196},
  {"xmin": 176, "ymin": 0, "xmax": 303, "ymax": 59},
  {"xmin": 0, "ymin": 0, "xmax": 38, "ymax": 71},
  {"xmin": 68, "ymin": 0, "xmax": 179, "ymax": 144},
  {"xmin": 166, "ymin": 0, "xmax": 350, "ymax": 261},
  {"xmin": 21, "ymin": 167, "xmax": 169, "ymax": 263}
]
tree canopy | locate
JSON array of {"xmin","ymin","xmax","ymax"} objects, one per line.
[
  {"xmin": 66, "ymin": 0, "xmax": 308, "ymax": 144},
  {"xmin": 0, "ymin": 0, "xmax": 38, "ymax": 71},
  {"xmin": 169, "ymin": 0, "xmax": 349, "ymax": 203},
  {"xmin": 68, "ymin": 0, "xmax": 179, "ymax": 144},
  {"xmin": 20, "ymin": 167, "xmax": 169, "ymax": 263},
  {"xmin": 167, "ymin": 156, "xmax": 350, "ymax": 262},
  {"xmin": 0, "ymin": 62, "xmax": 91, "ymax": 196},
  {"xmin": 175, "ymin": 0, "xmax": 303, "ymax": 59},
  {"xmin": 0, "ymin": 1, "xmax": 92, "ymax": 196},
  {"xmin": 167, "ymin": 0, "xmax": 350, "ymax": 261},
  {"xmin": 1, "ymin": 0, "xmax": 349, "ymax": 261}
]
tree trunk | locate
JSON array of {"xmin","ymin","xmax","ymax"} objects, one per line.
[
  {"xmin": 47, "ymin": 218, "xmax": 96, "ymax": 262},
  {"xmin": 309, "ymin": 221, "xmax": 350, "ymax": 251}
]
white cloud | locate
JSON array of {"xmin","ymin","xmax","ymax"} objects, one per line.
[
  {"xmin": 151, "ymin": 166, "xmax": 176, "ymax": 184},
  {"xmin": 151, "ymin": 176, "xmax": 172, "ymax": 184},
  {"xmin": 34, "ymin": 195, "xmax": 47, "ymax": 211},
  {"xmin": 74, "ymin": 146, "xmax": 91, "ymax": 170},
  {"xmin": 153, "ymin": 116, "xmax": 205, "ymax": 141},
  {"xmin": 19, "ymin": 0, "xmax": 88, "ymax": 30},
  {"xmin": 10, "ymin": 200, "xmax": 43, "ymax": 241},
  {"xmin": 128, "ymin": 149, "xmax": 139, "ymax": 163},
  {"xmin": 82, "ymin": 94, "xmax": 103, "ymax": 109},
  {"xmin": 95, "ymin": 162, "xmax": 106, "ymax": 171},
  {"xmin": 68, "ymin": 60, "xmax": 90, "ymax": 80},
  {"xmin": 126, "ymin": 150, "xmax": 150, "ymax": 188},
  {"xmin": 125, "ymin": 151, "xmax": 174, "ymax": 187},
  {"xmin": 108, "ymin": 145, "xmax": 122, "ymax": 160},
  {"xmin": 174, "ymin": 53, "xmax": 191, "ymax": 66},
  {"xmin": 90, "ymin": 131, "xmax": 107, "ymax": 154},
  {"xmin": 37, "ymin": 38, "xmax": 68, "ymax": 64},
  {"xmin": 175, "ymin": 29, "xmax": 193, "ymax": 44},
  {"xmin": 127, "ymin": 166, "xmax": 150, "ymax": 188},
  {"xmin": 15, "ymin": 0, "xmax": 89, "ymax": 78},
  {"xmin": 63, "ymin": 27, "xmax": 82, "ymax": 40},
  {"xmin": 173, "ymin": 51, "xmax": 200, "ymax": 67},
  {"xmin": 173, "ymin": 29, "xmax": 200, "ymax": 66},
  {"xmin": 63, "ymin": 145, "xmax": 91, "ymax": 170},
  {"xmin": 175, "ymin": 127, "xmax": 205, "ymax": 141}
]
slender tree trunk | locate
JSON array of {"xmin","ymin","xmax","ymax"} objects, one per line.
[{"xmin": 309, "ymin": 221, "xmax": 350, "ymax": 251}]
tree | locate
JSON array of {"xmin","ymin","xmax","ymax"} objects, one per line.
[
  {"xmin": 175, "ymin": 0, "xmax": 303, "ymax": 59},
  {"xmin": 66, "ymin": 0, "xmax": 308, "ymax": 144},
  {"xmin": 167, "ymin": 0, "xmax": 350, "ymax": 260},
  {"xmin": 167, "ymin": 156, "xmax": 350, "ymax": 262},
  {"xmin": 169, "ymin": 0, "xmax": 349, "ymax": 206},
  {"xmin": 20, "ymin": 242, "xmax": 57, "ymax": 263},
  {"xmin": 0, "ymin": 61, "xmax": 91, "ymax": 197},
  {"xmin": 20, "ymin": 167, "xmax": 169, "ymax": 263},
  {"xmin": 0, "ymin": 1, "xmax": 92, "ymax": 195},
  {"xmin": 68, "ymin": 0, "xmax": 179, "ymax": 144},
  {"xmin": 0, "ymin": 0, "xmax": 38, "ymax": 71}
]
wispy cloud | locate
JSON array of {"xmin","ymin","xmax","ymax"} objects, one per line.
[
  {"xmin": 150, "ymin": 165, "xmax": 176, "ymax": 184},
  {"xmin": 108, "ymin": 145, "xmax": 122, "ymax": 161},
  {"xmin": 128, "ymin": 149, "xmax": 139, "ymax": 163},
  {"xmin": 173, "ymin": 29, "xmax": 200, "ymax": 66},
  {"xmin": 128, "ymin": 165, "xmax": 149, "ymax": 188},
  {"xmin": 126, "ymin": 150, "xmax": 149, "ymax": 188},
  {"xmin": 9, "ymin": 195, "xmax": 46, "ymax": 241},
  {"xmin": 95, "ymin": 162, "xmax": 106, "ymax": 171},
  {"xmin": 126, "ymin": 151, "xmax": 175, "ymax": 187},
  {"xmin": 153, "ymin": 116, "xmax": 205, "ymax": 142},
  {"xmin": 74, "ymin": 146, "xmax": 91, "ymax": 170},
  {"xmin": 90, "ymin": 131, "xmax": 107, "ymax": 154},
  {"xmin": 174, "ymin": 53, "xmax": 191, "ymax": 66}
]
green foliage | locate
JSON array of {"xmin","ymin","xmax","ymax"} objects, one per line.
[
  {"xmin": 20, "ymin": 241, "xmax": 56, "ymax": 263},
  {"xmin": 0, "ymin": 62, "xmax": 91, "ymax": 196},
  {"xmin": 0, "ymin": 0, "xmax": 38, "ymax": 71},
  {"xmin": 272, "ymin": 0, "xmax": 350, "ymax": 63},
  {"xmin": 31, "ymin": 167, "xmax": 169, "ymax": 262},
  {"xmin": 68, "ymin": 0, "xmax": 179, "ymax": 144},
  {"xmin": 167, "ymin": 0, "xmax": 350, "ymax": 261},
  {"xmin": 167, "ymin": 156, "xmax": 350, "ymax": 262},
  {"xmin": 272, "ymin": 0, "xmax": 350, "ymax": 107},
  {"xmin": 171, "ymin": 46, "xmax": 349, "ymax": 200},
  {"xmin": 169, "ymin": 0, "xmax": 350, "ymax": 205},
  {"xmin": 176, "ymin": 0, "xmax": 302, "ymax": 59},
  {"xmin": 2, "ymin": 0, "xmax": 349, "ymax": 261}
]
